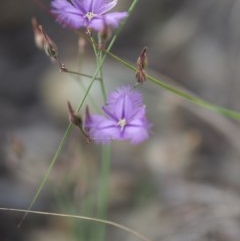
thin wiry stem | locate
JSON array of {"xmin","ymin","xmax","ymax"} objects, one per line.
[
  {"xmin": 104, "ymin": 49, "xmax": 240, "ymax": 121},
  {"xmin": 89, "ymin": 29, "xmax": 109, "ymax": 241},
  {"xmin": 1, "ymin": 208, "xmax": 154, "ymax": 241},
  {"xmin": 98, "ymin": 50, "xmax": 107, "ymax": 101},
  {"xmin": 17, "ymin": 124, "xmax": 73, "ymax": 227},
  {"xmin": 90, "ymin": 35, "xmax": 107, "ymax": 101},
  {"xmin": 19, "ymin": 0, "xmax": 140, "ymax": 227},
  {"xmin": 62, "ymin": 68, "xmax": 101, "ymax": 80},
  {"xmin": 93, "ymin": 144, "xmax": 111, "ymax": 241}
]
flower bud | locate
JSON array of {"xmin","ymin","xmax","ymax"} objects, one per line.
[
  {"xmin": 67, "ymin": 101, "xmax": 82, "ymax": 127},
  {"xmin": 136, "ymin": 47, "xmax": 148, "ymax": 84},
  {"xmin": 31, "ymin": 17, "xmax": 45, "ymax": 50},
  {"xmin": 137, "ymin": 46, "xmax": 148, "ymax": 70},
  {"xmin": 31, "ymin": 18, "xmax": 58, "ymax": 58},
  {"xmin": 136, "ymin": 69, "xmax": 147, "ymax": 84},
  {"xmin": 38, "ymin": 25, "xmax": 58, "ymax": 58},
  {"xmin": 68, "ymin": 102, "xmax": 92, "ymax": 143}
]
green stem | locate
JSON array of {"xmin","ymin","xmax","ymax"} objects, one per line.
[
  {"xmin": 88, "ymin": 33, "xmax": 109, "ymax": 241},
  {"xmin": 19, "ymin": 64, "xmax": 101, "ymax": 226},
  {"xmin": 95, "ymin": 145, "xmax": 111, "ymax": 241},
  {"xmin": 20, "ymin": 0, "xmax": 140, "ymax": 227},
  {"xmin": 105, "ymin": 50, "xmax": 240, "ymax": 121},
  {"xmin": 62, "ymin": 68, "xmax": 101, "ymax": 80},
  {"xmin": 88, "ymin": 1, "xmax": 141, "ymax": 239},
  {"xmin": 89, "ymin": 0, "xmax": 140, "ymax": 75},
  {"xmin": 2, "ymin": 208, "xmax": 153, "ymax": 241},
  {"xmin": 98, "ymin": 50, "xmax": 107, "ymax": 101},
  {"xmin": 90, "ymin": 36, "xmax": 107, "ymax": 101},
  {"xmin": 89, "ymin": 29, "xmax": 109, "ymax": 241},
  {"xmin": 18, "ymin": 124, "xmax": 73, "ymax": 227}
]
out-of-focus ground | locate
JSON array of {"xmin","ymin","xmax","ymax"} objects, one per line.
[{"xmin": 1, "ymin": 0, "xmax": 240, "ymax": 240}]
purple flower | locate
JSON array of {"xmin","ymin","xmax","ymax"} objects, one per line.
[
  {"xmin": 85, "ymin": 86, "xmax": 151, "ymax": 144},
  {"xmin": 51, "ymin": 0, "xmax": 128, "ymax": 31}
]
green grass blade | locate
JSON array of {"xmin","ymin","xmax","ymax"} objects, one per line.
[{"xmin": 106, "ymin": 50, "xmax": 240, "ymax": 120}]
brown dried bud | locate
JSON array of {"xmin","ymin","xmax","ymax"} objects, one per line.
[
  {"xmin": 137, "ymin": 46, "xmax": 148, "ymax": 70},
  {"xmin": 136, "ymin": 47, "xmax": 148, "ymax": 84},
  {"xmin": 68, "ymin": 102, "xmax": 92, "ymax": 143},
  {"xmin": 31, "ymin": 18, "xmax": 58, "ymax": 58},
  {"xmin": 67, "ymin": 101, "xmax": 82, "ymax": 127},
  {"xmin": 31, "ymin": 17, "xmax": 45, "ymax": 50},
  {"xmin": 136, "ymin": 68, "xmax": 147, "ymax": 84},
  {"xmin": 38, "ymin": 25, "xmax": 58, "ymax": 58}
]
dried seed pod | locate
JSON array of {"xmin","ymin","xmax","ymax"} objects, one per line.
[
  {"xmin": 136, "ymin": 47, "xmax": 148, "ymax": 84},
  {"xmin": 38, "ymin": 25, "xmax": 58, "ymax": 58},
  {"xmin": 31, "ymin": 17, "xmax": 45, "ymax": 50},
  {"xmin": 67, "ymin": 102, "xmax": 92, "ymax": 143}
]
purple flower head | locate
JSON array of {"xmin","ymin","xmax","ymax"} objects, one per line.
[
  {"xmin": 51, "ymin": 0, "xmax": 128, "ymax": 31},
  {"xmin": 85, "ymin": 86, "xmax": 151, "ymax": 144}
]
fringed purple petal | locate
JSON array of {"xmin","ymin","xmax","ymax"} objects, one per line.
[
  {"xmin": 128, "ymin": 105, "xmax": 147, "ymax": 121},
  {"xmin": 84, "ymin": 86, "xmax": 151, "ymax": 145},
  {"xmin": 88, "ymin": 10, "xmax": 127, "ymax": 31},
  {"xmin": 85, "ymin": 114, "xmax": 120, "ymax": 143},
  {"xmin": 51, "ymin": 0, "xmax": 85, "ymax": 28},
  {"xmin": 71, "ymin": 0, "xmax": 86, "ymax": 12},
  {"xmin": 106, "ymin": 85, "xmax": 143, "ymax": 109},
  {"xmin": 96, "ymin": 0, "xmax": 118, "ymax": 14},
  {"xmin": 88, "ymin": 17, "xmax": 105, "ymax": 31},
  {"xmin": 123, "ymin": 125, "xmax": 150, "ymax": 144},
  {"xmin": 104, "ymin": 11, "xmax": 128, "ymax": 28},
  {"xmin": 51, "ymin": 0, "xmax": 127, "ymax": 30},
  {"xmin": 114, "ymin": 94, "xmax": 134, "ymax": 120}
]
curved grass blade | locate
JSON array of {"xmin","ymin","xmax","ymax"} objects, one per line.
[
  {"xmin": 0, "ymin": 207, "xmax": 153, "ymax": 241},
  {"xmin": 106, "ymin": 50, "xmax": 240, "ymax": 120}
]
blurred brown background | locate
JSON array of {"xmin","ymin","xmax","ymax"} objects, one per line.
[{"xmin": 1, "ymin": 0, "xmax": 240, "ymax": 241}]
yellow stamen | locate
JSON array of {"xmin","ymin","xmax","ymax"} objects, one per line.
[
  {"xmin": 85, "ymin": 12, "xmax": 96, "ymax": 21},
  {"xmin": 117, "ymin": 119, "xmax": 127, "ymax": 131}
]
